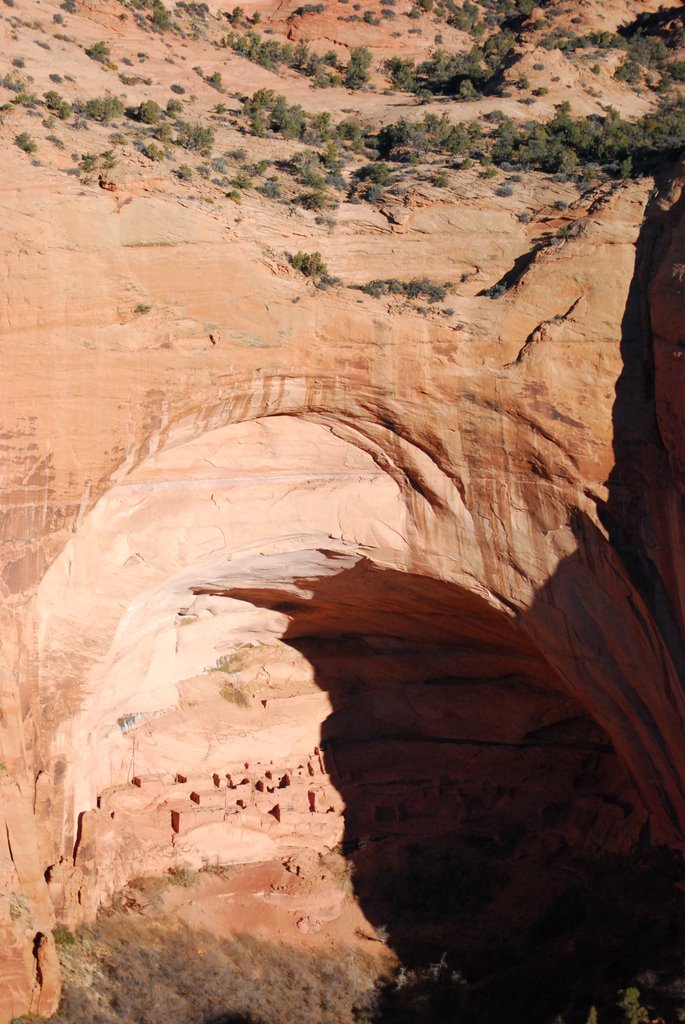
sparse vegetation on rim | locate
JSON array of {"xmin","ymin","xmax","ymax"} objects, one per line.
[{"xmin": 0, "ymin": 0, "xmax": 682, "ymax": 220}]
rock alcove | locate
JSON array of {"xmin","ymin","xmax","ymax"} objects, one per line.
[{"xmin": 33, "ymin": 409, "xmax": 685, "ymax": 1020}]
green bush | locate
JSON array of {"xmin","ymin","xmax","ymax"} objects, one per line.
[
  {"xmin": 618, "ymin": 987, "xmax": 648, "ymax": 1024},
  {"xmin": 289, "ymin": 250, "xmax": 329, "ymax": 279},
  {"xmin": 79, "ymin": 152, "xmax": 99, "ymax": 173},
  {"xmin": 43, "ymin": 90, "xmax": 71, "ymax": 118},
  {"xmin": 12, "ymin": 91, "xmax": 39, "ymax": 108},
  {"xmin": 615, "ymin": 59, "xmax": 642, "ymax": 84},
  {"xmin": 490, "ymin": 98, "xmax": 685, "ymax": 175},
  {"xmin": 137, "ymin": 99, "xmax": 161, "ymax": 123},
  {"xmin": 345, "ymin": 45, "xmax": 372, "ymax": 88},
  {"xmin": 376, "ymin": 112, "xmax": 480, "ymax": 161},
  {"xmin": 175, "ymin": 121, "xmax": 215, "ymax": 155},
  {"xmin": 143, "ymin": 141, "xmax": 165, "ymax": 161},
  {"xmin": 83, "ymin": 95, "xmax": 124, "ymax": 122},
  {"xmin": 14, "ymin": 132, "xmax": 37, "ymax": 153},
  {"xmin": 151, "ymin": 0, "xmax": 172, "ymax": 30},
  {"xmin": 360, "ymin": 277, "xmax": 450, "ymax": 302},
  {"xmin": 231, "ymin": 170, "xmax": 252, "ymax": 189},
  {"xmin": 85, "ymin": 40, "xmax": 110, "ymax": 63},
  {"xmin": 225, "ymin": 29, "xmax": 342, "ymax": 86}
]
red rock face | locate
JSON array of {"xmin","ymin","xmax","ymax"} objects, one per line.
[
  {"xmin": 650, "ymin": 160, "xmax": 685, "ymax": 494},
  {"xmin": 2, "ymin": 3, "xmax": 685, "ymax": 1016},
  {"xmin": 5, "ymin": 178, "xmax": 685, "ymax": 1018}
]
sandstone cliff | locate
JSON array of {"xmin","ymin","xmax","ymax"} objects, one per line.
[{"xmin": 1, "ymin": 0, "xmax": 684, "ymax": 1018}]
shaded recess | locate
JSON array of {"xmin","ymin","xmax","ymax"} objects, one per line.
[{"xmin": 199, "ymin": 560, "xmax": 684, "ymax": 1022}]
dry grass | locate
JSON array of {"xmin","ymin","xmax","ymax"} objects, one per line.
[
  {"xmin": 45, "ymin": 909, "xmax": 382, "ymax": 1024},
  {"xmin": 218, "ymin": 681, "xmax": 251, "ymax": 708}
]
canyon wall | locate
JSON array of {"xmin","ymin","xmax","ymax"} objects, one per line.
[{"xmin": 1, "ymin": 100, "xmax": 684, "ymax": 1021}]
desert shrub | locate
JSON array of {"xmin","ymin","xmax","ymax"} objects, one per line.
[
  {"xmin": 85, "ymin": 40, "xmax": 110, "ymax": 63},
  {"xmin": 243, "ymin": 89, "xmax": 308, "ymax": 140},
  {"xmin": 14, "ymin": 132, "xmax": 37, "ymax": 153},
  {"xmin": 360, "ymin": 277, "xmax": 450, "ymax": 302},
  {"xmin": 12, "ymin": 91, "xmax": 39, "ymax": 107},
  {"xmin": 384, "ymin": 29, "xmax": 516, "ymax": 99},
  {"xmin": 288, "ymin": 250, "xmax": 339, "ymax": 286},
  {"xmin": 376, "ymin": 112, "xmax": 480, "ymax": 161},
  {"xmin": 290, "ymin": 148, "xmax": 326, "ymax": 187},
  {"xmin": 43, "ymin": 90, "xmax": 71, "ymax": 118},
  {"xmin": 358, "ymin": 160, "xmax": 391, "ymax": 184},
  {"xmin": 225, "ymin": 30, "xmax": 342, "ymax": 86},
  {"xmin": 615, "ymin": 58, "xmax": 642, "ymax": 84},
  {"xmin": 142, "ymin": 141, "xmax": 165, "ymax": 161},
  {"xmin": 137, "ymin": 98, "xmax": 161, "ymax": 123},
  {"xmin": 260, "ymin": 178, "xmax": 281, "ymax": 198},
  {"xmin": 289, "ymin": 250, "xmax": 328, "ymax": 278},
  {"xmin": 489, "ymin": 98, "xmax": 685, "ymax": 175},
  {"xmin": 177, "ymin": 0, "xmax": 210, "ymax": 18},
  {"xmin": 231, "ymin": 170, "xmax": 252, "ymax": 189},
  {"xmin": 167, "ymin": 866, "xmax": 196, "ymax": 886},
  {"xmin": 175, "ymin": 120, "xmax": 214, "ymax": 155},
  {"xmin": 151, "ymin": 0, "xmax": 172, "ymax": 30},
  {"xmin": 618, "ymin": 987, "xmax": 648, "ymax": 1024},
  {"xmin": 176, "ymin": 163, "xmax": 193, "ymax": 180},
  {"xmin": 83, "ymin": 95, "xmax": 124, "ymax": 122},
  {"xmin": 226, "ymin": 4, "xmax": 246, "ymax": 24},
  {"xmin": 345, "ymin": 45, "xmax": 372, "ymax": 88},
  {"xmin": 2, "ymin": 74, "xmax": 28, "ymax": 93},
  {"xmin": 298, "ymin": 187, "xmax": 329, "ymax": 210},
  {"xmin": 385, "ymin": 55, "xmax": 417, "ymax": 91}
]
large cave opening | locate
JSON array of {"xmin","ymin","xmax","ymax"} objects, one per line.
[{"xmin": 36, "ymin": 411, "xmax": 685, "ymax": 1022}]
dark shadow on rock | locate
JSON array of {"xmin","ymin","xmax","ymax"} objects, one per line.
[
  {"xmin": 617, "ymin": 5, "xmax": 684, "ymax": 38},
  {"xmin": 600, "ymin": 164, "xmax": 685, "ymax": 681},
  {"xmin": 216, "ymin": 557, "xmax": 685, "ymax": 1023},
  {"xmin": 206, "ymin": 1016, "xmax": 265, "ymax": 1024},
  {"xmin": 502, "ymin": 162, "xmax": 685, "ymax": 1021}
]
